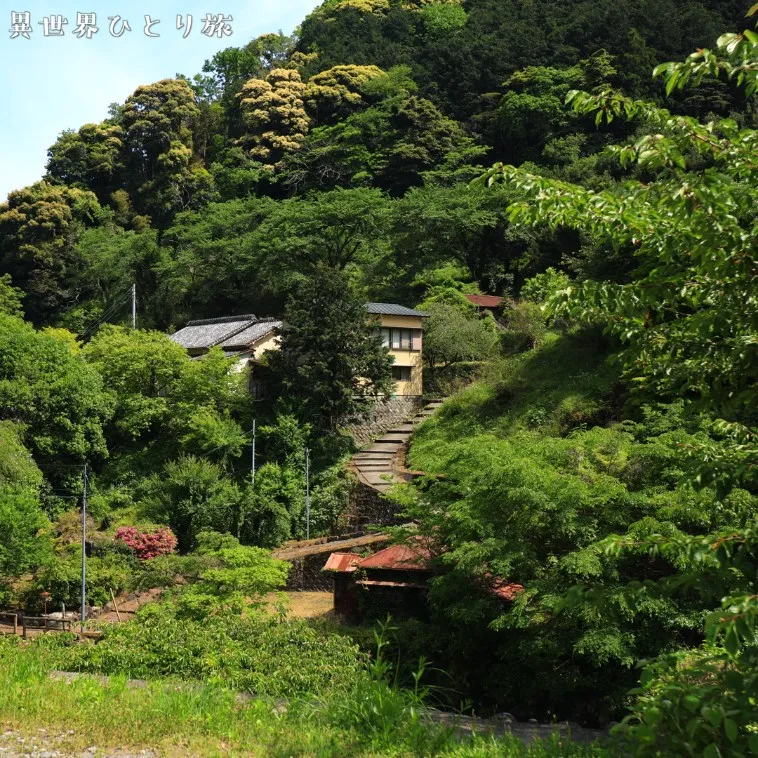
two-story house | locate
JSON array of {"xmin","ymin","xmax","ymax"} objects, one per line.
[
  {"xmin": 170, "ymin": 304, "xmax": 427, "ymax": 398},
  {"xmin": 366, "ymin": 303, "xmax": 427, "ymax": 397}
]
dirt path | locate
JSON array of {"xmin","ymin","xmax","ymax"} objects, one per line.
[
  {"xmin": 262, "ymin": 591, "xmax": 334, "ymax": 619},
  {"xmin": 0, "ymin": 728, "xmax": 159, "ymax": 757},
  {"xmin": 0, "ymin": 590, "xmax": 163, "ymax": 640}
]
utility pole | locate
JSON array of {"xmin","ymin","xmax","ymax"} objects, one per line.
[
  {"xmin": 251, "ymin": 419, "xmax": 256, "ymax": 487},
  {"xmin": 131, "ymin": 283, "xmax": 137, "ymax": 330},
  {"xmin": 305, "ymin": 448, "xmax": 311, "ymax": 540},
  {"xmin": 81, "ymin": 462, "xmax": 88, "ymax": 635}
]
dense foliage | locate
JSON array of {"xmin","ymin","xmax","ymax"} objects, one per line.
[{"xmin": 0, "ymin": 0, "xmax": 755, "ymax": 751}]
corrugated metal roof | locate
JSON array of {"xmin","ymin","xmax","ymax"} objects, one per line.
[
  {"xmin": 365, "ymin": 303, "xmax": 428, "ymax": 318},
  {"xmin": 466, "ymin": 294, "xmax": 504, "ymax": 308},
  {"xmin": 358, "ymin": 542, "xmax": 432, "ymax": 571},
  {"xmin": 323, "ymin": 553, "xmax": 361, "ymax": 573},
  {"xmin": 219, "ymin": 319, "xmax": 282, "ymax": 349}
]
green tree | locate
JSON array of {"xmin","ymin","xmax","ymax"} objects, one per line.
[
  {"xmin": 392, "ymin": 183, "xmax": 548, "ymax": 291},
  {"xmin": 121, "ymin": 79, "xmax": 214, "ymax": 224},
  {"xmin": 269, "ymin": 268, "xmax": 394, "ymax": 431},
  {"xmin": 159, "ymin": 196, "xmax": 278, "ymax": 320},
  {"xmin": 258, "ymin": 188, "xmax": 390, "ymax": 278},
  {"xmin": 0, "ymin": 421, "xmax": 43, "ymax": 492},
  {"xmin": 304, "ymin": 64, "xmax": 385, "ymax": 124},
  {"xmin": 0, "ymin": 315, "xmax": 113, "ymax": 486},
  {"xmin": 480, "ymin": 24, "xmax": 758, "ymax": 492},
  {"xmin": 281, "ymin": 92, "xmax": 484, "ymax": 195},
  {"xmin": 84, "ymin": 327, "xmax": 248, "ymax": 473},
  {"xmin": 46, "ymin": 121, "xmax": 125, "ymax": 200},
  {"xmin": 237, "ymin": 465, "xmax": 296, "ymax": 547},
  {"xmin": 141, "ymin": 456, "xmax": 240, "ymax": 551},
  {"xmin": 0, "ymin": 182, "xmax": 105, "ymax": 325},
  {"xmin": 421, "ymin": 302, "xmax": 499, "ymax": 369},
  {"xmin": 238, "ymin": 68, "xmax": 311, "ymax": 165},
  {"xmin": 0, "ymin": 489, "xmax": 50, "ymax": 586},
  {"xmin": 0, "ymin": 275, "xmax": 24, "ymax": 317}
]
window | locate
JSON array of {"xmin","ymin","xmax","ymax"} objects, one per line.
[
  {"xmin": 378, "ymin": 328, "xmax": 420, "ymax": 351},
  {"xmin": 391, "ymin": 366, "xmax": 412, "ymax": 382}
]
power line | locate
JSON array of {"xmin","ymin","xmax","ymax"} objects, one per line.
[
  {"xmin": 81, "ymin": 295, "xmax": 132, "ymax": 340},
  {"xmin": 81, "ymin": 289, "xmax": 133, "ymax": 340},
  {"xmin": 82, "ymin": 289, "xmax": 131, "ymax": 333}
]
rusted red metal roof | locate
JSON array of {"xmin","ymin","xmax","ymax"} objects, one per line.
[
  {"xmin": 323, "ymin": 553, "xmax": 361, "ymax": 573},
  {"xmin": 358, "ymin": 541, "xmax": 433, "ymax": 571},
  {"xmin": 466, "ymin": 294, "xmax": 504, "ymax": 308},
  {"xmin": 489, "ymin": 578, "xmax": 524, "ymax": 602}
]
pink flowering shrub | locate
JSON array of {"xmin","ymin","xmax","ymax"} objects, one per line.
[{"xmin": 114, "ymin": 526, "xmax": 178, "ymax": 560}]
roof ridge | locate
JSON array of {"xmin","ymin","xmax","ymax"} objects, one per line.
[{"xmin": 186, "ymin": 314, "xmax": 257, "ymax": 327}]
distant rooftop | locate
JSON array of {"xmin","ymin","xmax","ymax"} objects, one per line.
[
  {"xmin": 171, "ymin": 314, "xmax": 280, "ymax": 352},
  {"xmin": 465, "ymin": 294, "xmax": 504, "ymax": 309},
  {"xmin": 366, "ymin": 303, "xmax": 428, "ymax": 318}
]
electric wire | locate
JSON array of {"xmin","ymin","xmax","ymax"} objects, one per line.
[{"xmin": 80, "ymin": 289, "xmax": 133, "ymax": 340}]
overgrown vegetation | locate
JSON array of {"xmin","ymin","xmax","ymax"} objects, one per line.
[{"xmin": 0, "ymin": 0, "xmax": 756, "ymax": 752}]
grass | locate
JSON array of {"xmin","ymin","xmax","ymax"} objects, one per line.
[
  {"xmin": 409, "ymin": 330, "xmax": 619, "ymax": 473},
  {"xmin": 0, "ymin": 635, "xmax": 609, "ymax": 757}
]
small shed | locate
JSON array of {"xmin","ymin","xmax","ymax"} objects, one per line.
[
  {"xmin": 323, "ymin": 552, "xmax": 361, "ymax": 620},
  {"xmin": 324, "ymin": 539, "xmax": 523, "ymax": 623}
]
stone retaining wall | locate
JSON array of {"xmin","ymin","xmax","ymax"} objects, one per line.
[{"xmin": 343, "ymin": 396, "xmax": 425, "ymax": 448}]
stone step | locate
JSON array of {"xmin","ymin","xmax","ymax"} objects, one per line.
[
  {"xmin": 361, "ymin": 471, "xmax": 399, "ymax": 487},
  {"xmin": 388, "ymin": 424, "xmax": 416, "ymax": 433},
  {"xmin": 363, "ymin": 442, "xmax": 404, "ymax": 453},
  {"xmin": 424, "ymin": 403, "xmax": 444, "ymax": 410},
  {"xmin": 376, "ymin": 434, "xmax": 410, "ymax": 443},
  {"xmin": 357, "ymin": 465, "xmax": 394, "ymax": 472},
  {"xmin": 354, "ymin": 453, "xmax": 395, "ymax": 461}
]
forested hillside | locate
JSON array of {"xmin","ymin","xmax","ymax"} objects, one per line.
[
  {"xmin": 0, "ymin": 0, "xmax": 749, "ymax": 330},
  {"xmin": 1, "ymin": 0, "xmax": 756, "ymax": 753}
]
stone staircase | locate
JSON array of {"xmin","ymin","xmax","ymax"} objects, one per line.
[{"xmin": 350, "ymin": 398, "xmax": 445, "ymax": 493}]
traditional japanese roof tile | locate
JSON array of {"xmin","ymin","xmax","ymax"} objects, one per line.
[
  {"xmin": 465, "ymin": 294, "xmax": 505, "ymax": 309},
  {"xmin": 218, "ymin": 318, "xmax": 281, "ymax": 349},
  {"xmin": 171, "ymin": 314, "xmax": 280, "ymax": 352},
  {"xmin": 365, "ymin": 303, "xmax": 428, "ymax": 318}
]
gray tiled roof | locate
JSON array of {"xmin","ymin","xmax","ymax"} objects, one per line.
[
  {"xmin": 365, "ymin": 303, "xmax": 428, "ymax": 318},
  {"xmin": 219, "ymin": 319, "xmax": 282, "ymax": 349},
  {"xmin": 171, "ymin": 314, "xmax": 279, "ymax": 351}
]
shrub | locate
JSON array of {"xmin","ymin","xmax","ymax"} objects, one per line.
[
  {"xmin": 521, "ymin": 267, "xmax": 571, "ymax": 304},
  {"xmin": 500, "ymin": 300, "xmax": 547, "ymax": 354},
  {"xmin": 114, "ymin": 526, "xmax": 177, "ymax": 560},
  {"xmin": 140, "ymin": 456, "xmax": 240, "ymax": 551},
  {"xmin": 62, "ymin": 607, "xmax": 366, "ymax": 699}
]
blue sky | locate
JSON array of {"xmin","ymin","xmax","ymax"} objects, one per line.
[{"xmin": 0, "ymin": 0, "xmax": 321, "ymax": 201}]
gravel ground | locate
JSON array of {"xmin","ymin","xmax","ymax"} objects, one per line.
[{"xmin": 0, "ymin": 730, "xmax": 158, "ymax": 758}]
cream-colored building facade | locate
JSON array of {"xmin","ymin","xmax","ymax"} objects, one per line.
[{"xmin": 367, "ymin": 303, "xmax": 427, "ymax": 397}]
